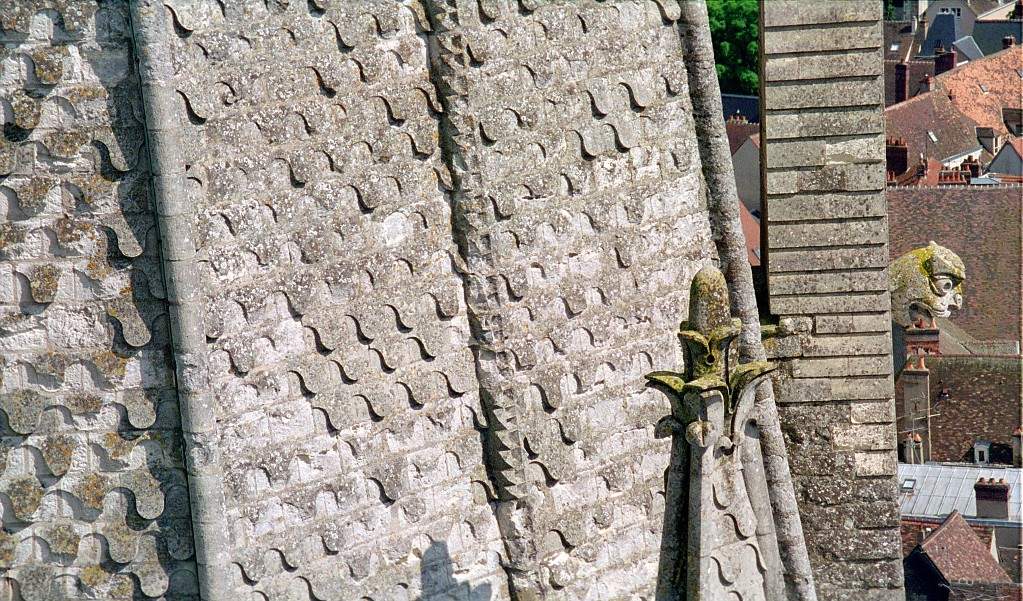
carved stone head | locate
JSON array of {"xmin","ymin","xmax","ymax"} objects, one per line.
[{"xmin": 890, "ymin": 241, "xmax": 965, "ymax": 328}]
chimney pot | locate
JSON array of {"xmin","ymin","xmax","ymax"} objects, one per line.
[
  {"xmin": 975, "ymin": 477, "xmax": 1011, "ymax": 520},
  {"xmin": 1004, "ymin": 35, "xmax": 1017, "ymax": 50}
]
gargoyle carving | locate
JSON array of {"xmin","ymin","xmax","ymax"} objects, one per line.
[
  {"xmin": 890, "ymin": 241, "xmax": 965, "ymax": 328},
  {"xmin": 646, "ymin": 266, "xmax": 783, "ymax": 601}
]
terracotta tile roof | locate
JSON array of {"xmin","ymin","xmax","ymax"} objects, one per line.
[
  {"xmin": 725, "ymin": 120, "xmax": 759, "ymax": 155},
  {"xmin": 937, "ymin": 45, "xmax": 1023, "ymax": 137},
  {"xmin": 884, "ymin": 58, "xmax": 937, "ymax": 106},
  {"xmin": 926, "ymin": 355, "xmax": 1023, "ymax": 464},
  {"xmin": 918, "ymin": 510, "xmax": 1013, "ymax": 584},
  {"xmin": 888, "ymin": 186, "xmax": 1023, "ymax": 343},
  {"xmin": 886, "ymin": 46, "xmax": 1023, "ymax": 163},
  {"xmin": 886, "ymin": 89, "xmax": 983, "ymax": 163},
  {"xmin": 901, "ymin": 516, "xmax": 994, "ymax": 558},
  {"xmin": 738, "ymin": 201, "xmax": 760, "ymax": 267}
]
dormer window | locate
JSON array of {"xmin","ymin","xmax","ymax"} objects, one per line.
[{"xmin": 974, "ymin": 440, "xmax": 992, "ymax": 464}]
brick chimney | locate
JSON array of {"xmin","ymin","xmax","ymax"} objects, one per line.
[
  {"xmin": 1014, "ymin": 426, "xmax": 1022, "ymax": 467},
  {"xmin": 975, "ymin": 478, "xmax": 1010, "ymax": 520},
  {"xmin": 920, "ymin": 74, "xmax": 933, "ymax": 93},
  {"xmin": 935, "ymin": 47, "xmax": 957, "ymax": 76},
  {"xmin": 887, "ymin": 137, "xmax": 910, "ymax": 176},
  {"xmin": 895, "ymin": 62, "xmax": 911, "ymax": 103},
  {"xmin": 961, "ymin": 156, "xmax": 980, "ymax": 178},
  {"xmin": 1004, "ymin": 35, "xmax": 1017, "ymax": 50},
  {"xmin": 1013, "ymin": 0, "xmax": 1023, "ymax": 20}
]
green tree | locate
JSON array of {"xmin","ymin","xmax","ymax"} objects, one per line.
[{"xmin": 706, "ymin": 0, "xmax": 760, "ymax": 95}]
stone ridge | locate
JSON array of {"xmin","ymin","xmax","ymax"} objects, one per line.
[
  {"xmin": 762, "ymin": 1, "xmax": 904, "ymax": 600},
  {"xmin": 0, "ymin": 2, "xmax": 198, "ymax": 600},
  {"xmin": 159, "ymin": 1, "xmax": 508, "ymax": 599},
  {"xmin": 427, "ymin": 1, "xmax": 714, "ymax": 598}
]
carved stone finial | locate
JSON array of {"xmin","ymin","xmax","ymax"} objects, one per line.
[
  {"xmin": 890, "ymin": 241, "xmax": 965, "ymax": 328},
  {"xmin": 645, "ymin": 266, "xmax": 782, "ymax": 601}
]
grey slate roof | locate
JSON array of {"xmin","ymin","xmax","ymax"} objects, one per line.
[
  {"xmin": 973, "ymin": 20, "xmax": 1023, "ymax": 55},
  {"xmin": 922, "ymin": 13, "xmax": 962, "ymax": 56},
  {"xmin": 954, "ymin": 36, "xmax": 985, "ymax": 61},
  {"xmin": 899, "ymin": 463, "xmax": 1022, "ymax": 522}
]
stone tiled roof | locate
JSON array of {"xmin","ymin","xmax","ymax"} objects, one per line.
[
  {"xmin": 888, "ymin": 186, "xmax": 1023, "ymax": 342},
  {"xmin": 917, "ymin": 510, "xmax": 1012, "ymax": 584}
]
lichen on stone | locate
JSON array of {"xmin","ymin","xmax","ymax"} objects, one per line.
[
  {"xmin": 8, "ymin": 475, "xmax": 44, "ymax": 520},
  {"xmin": 41, "ymin": 434, "xmax": 76, "ymax": 477},
  {"xmin": 41, "ymin": 523, "xmax": 80, "ymax": 557}
]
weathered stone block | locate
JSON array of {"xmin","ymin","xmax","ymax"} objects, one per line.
[
  {"xmin": 765, "ymin": 49, "xmax": 883, "ymax": 82},
  {"xmin": 770, "ymin": 291, "xmax": 891, "ymax": 315},
  {"xmin": 763, "ymin": 333, "xmax": 804, "ymax": 358},
  {"xmin": 765, "ymin": 77, "xmax": 883, "ymax": 110},
  {"xmin": 769, "ymin": 246, "xmax": 889, "ymax": 272},
  {"xmin": 766, "ymin": 134, "xmax": 885, "ymax": 169},
  {"xmin": 763, "ymin": 1, "xmax": 880, "ymax": 27},
  {"xmin": 802, "ymin": 333, "xmax": 892, "ymax": 358},
  {"xmin": 792, "ymin": 356, "xmax": 891, "ymax": 378},
  {"xmin": 815, "ymin": 313, "xmax": 890, "ymax": 334},
  {"xmin": 831, "ymin": 377, "xmax": 894, "ymax": 400},
  {"xmin": 854, "ymin": 451, "xmax": 897, "ymax": 476},
  {"xmin": 764, "ymin": 21, "xmax": 881, "ymax": 54},
  {"xmin": 767, "ymin": 192, "xmax": 886, "ymax": 222},
  {"xmin": 772, "ymin": 374, "xmax": 831, "ymax": 404},
  {"xmin": 831, "ymin": 424, "xmax": 895, "ymax": 451},
  {"xmin": 766, "ymin": 163, "xmax": 885, "ymax": 194},
  {"xmin": 850, "ymin": 401, "xmax": 895, "ymax": 424},
  {"xmin": 765, "ymin": 107, "xmax": 884, "ymax": 140},
  {"xmin": 769, "ymin": 270, "xmax": 888, "ymax": 295}
]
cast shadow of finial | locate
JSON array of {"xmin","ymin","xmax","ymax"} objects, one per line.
[{"xmin": 419, "ymin": 541, "xmax": 493, "ymax": 601}]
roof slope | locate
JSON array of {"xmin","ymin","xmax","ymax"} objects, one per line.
[
  {"xmin": 923, "ymin": 13, "xmax": 962, "ymax": 56},
  {"xmin": 886, "ymin": 46, "xmax": 1023, "ymax": 163},
  {"xmin": 898, "ymin": 463, "xmax": 1023, "ymax": 522},
  {"xmin": 973, "ymin": 19, "xmax": 1023, "ymax": 55},
  {"xmin": 936, "ymin": 45, "xmax": 1023, "ymax": 137},
  {"xmin": 918, "ymin": 510, "xmax": 1012, "ymax": 584},
  {"xmin": 901, "ymin": 516, "xmax": 994, "ymax": 558}
]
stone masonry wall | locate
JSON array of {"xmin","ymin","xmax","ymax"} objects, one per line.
[
  {"xmin": 761, "ymin": 2, "xmax": 905, "ymax": 600},
  {"xmin": 0, "ymin": 3, "xmax": 198, "ymax": 600}
]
